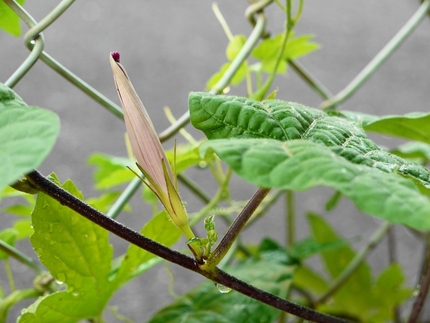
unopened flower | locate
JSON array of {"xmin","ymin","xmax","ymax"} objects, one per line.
[{"xmin": 109, "ymin": 52, "xmax": 197, "ymax": 246}]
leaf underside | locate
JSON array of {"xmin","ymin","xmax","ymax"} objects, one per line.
[{"xmin": 189, "ymin": 92, "xmax": 430, "ymax": 230}]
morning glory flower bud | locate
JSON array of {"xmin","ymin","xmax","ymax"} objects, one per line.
[{"xmin": 109, "ymin": 52, "xmax": 198, "ymax": 250}]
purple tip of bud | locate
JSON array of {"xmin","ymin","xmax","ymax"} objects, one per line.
[{"xmin": 111, "ymin": 52, "xmax": 120, "ymax": 62}]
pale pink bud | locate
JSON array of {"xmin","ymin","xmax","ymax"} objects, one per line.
[
  {"xmin": 109, "ymin": 53, "xmax": 196, "ymax": 241},
  {"xmin": 109, "ymin": 52, "xmax": 174, "ymax": 196}
]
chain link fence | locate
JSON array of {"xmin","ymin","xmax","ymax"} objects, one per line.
[{"xmin": 1, "ymin": 0, "xmax": 430, "ymax": 321}]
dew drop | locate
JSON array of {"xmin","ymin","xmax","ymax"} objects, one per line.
[
  {"xmin": 56, "ymin": 272, "xmax": 66, "ymax": 283},
  {"xmin": 215, "ymin": 283, "xmax": 232, "ymax": 294}
]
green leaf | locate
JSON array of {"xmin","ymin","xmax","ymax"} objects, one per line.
[
  {"xmin": 189, "ymin": 92, "xmax": 430, "ymax": 230},
  {"xmin": 13, "ymin": 220, "xmax": 33, "ymax": 239},
  {"xmin": 284, "ymin": 34, "xmax": 320, "ymax": 60},
  {"xmin": 0, "ymin": 84, "xmax": 59, "ymax": 196},
  {"xmin": 367, "ymin": 263, "xmax": 412, "ymax": 322},
  {"xmin": 2, "ymin": 204, "xmax": 34, "ymax": 217},
  {"xmin": 252, "ymin": 33, "xmax": 319, "ymax": 74},
  {"xmin": 391, "ymin": 141, "xmax": 430, "ymax": 163},
  {"xmin": 148, "ymin": 252, "xmax": 294, "ymax": 323},
  {"xmin": 112, "ymin": 210, "xmax": 182, "ymax": 286},
  {"xmin": 293, "ymin": 265, "xmax": 328, "ymax": 295},
  {"xmin": 203, "ymin": 138, "xmax": 430, "ymax": 229},
  {"xmin": 226, "ymin": 35, "xmax": 247, "ymax": 61},
  {"xmin": 20, "ymin": 174, "xmax": 114, "ymax": 322},
  {"xmin": 307, "ymin": 213, "xmax": 373, "ymax": 319},
  {"xmin": 0, "ymin": 0, "xmax": 25, "ymax": 36},
  {"xmin": 164, "ymin": 142, "xmax": 205, "ymax": 174},
  {"xmin": 340, "ymin": 110, "xmax": 430, "ymax": 144},
  {"xmin": 87, "ymin": 153, "xmax": 135, "ymax": 190},
  {"xmin": 287, "ymin": 237, "xmax": 350, "ymax": 260},
  {"xmin": 0, "ymin": 228, "xmax": 18, "ymax": 259},
  {"xmin": 325, "ymin": 191, "xmax": 343, "ymax": 211},
  {"xmin": 308, "ymin": 214, "xmax": 412, "ymax": 322},
  {"xmin": 252, "ymin": 34, "xmax": 286, "ymax": 73}
]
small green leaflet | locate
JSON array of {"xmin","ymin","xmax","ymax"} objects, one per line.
[
  {"xmin": 189, "ymin": 92, "xmax": 430, "ymax": 230},
  {"xmin": 252, "ymin": 33, "xmax": 319, "ymax": 74}
]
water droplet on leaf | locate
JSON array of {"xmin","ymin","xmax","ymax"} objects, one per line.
[{"xmin": 56, "ymin": 272, "xmax": 66, "ymax": 283}]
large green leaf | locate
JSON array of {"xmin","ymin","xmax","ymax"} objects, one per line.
[
  {"xmin": 20, "ymin": 175, "xmax": 114, "ymax": 323},
  {"xmin": 20, "ymin": 176, "xmax": 181, "ymax": 322},
  {"xmin": 0, "ymin": 0, "xmax": 25, "ymax": 36},
  {"xmin": 308, "ymin": 213, "xmax": 412, "ymax": 322},
  {"xmin": 0, "ymin": 83, "xmax": 59, "ymax": 195},
  {"xmin": 308, "ymin": 213, "xmax": 373, "ymax": 318},
  {"xmin": 147, "ymin": 248, "xmax": 294, "ymax": 323},
  {"xmin": 189, "ymin": 92, "xmax": 430, "ymax": 230},
  {"xmin": 338, "ymin": 110, "xmax": 430, "ymax": 144}
]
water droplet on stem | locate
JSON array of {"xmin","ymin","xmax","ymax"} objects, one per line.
[{"xmin": 215, "ymin": 283, "xmax": 232, "ymax": 294}]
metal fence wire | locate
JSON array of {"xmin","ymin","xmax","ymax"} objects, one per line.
[{"xmin": 1, "ymin": 0, "xmax": 430, "ymax": 321}]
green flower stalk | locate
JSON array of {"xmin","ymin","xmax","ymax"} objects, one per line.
[{"xmin": 109, "ymin": 52, "xmax": 200, "ymax": 258}]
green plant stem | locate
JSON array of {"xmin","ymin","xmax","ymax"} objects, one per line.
[
  {"xmin": 106, "ymin": 177, "xmax": 141, "ymax": 219},
  {"xmin": 212, "ymin": 3, "xmax": 234, "ymax": 41},
  {"xmin": 315, "ymin": 221, "xmax": 391, "ymax": 305},
  {"xmin": 26, "ymin": 169, "xmax": 348, "ymax": 323},
  {"xmin": 39, "ymin": 51, "xmax": 124, "ymax": 118},
  {"xmin": 286, "ymin": 190, "xmax": 295, "ymax": 247},
  {"xmin": 3, "ymin": 0, "xmax": 44, "ymax": 88},
  {"xmin": 320, "ymin": 0, "xmax": 430, "ymax": 110},
  {"xmin": 158, "ymin": 12, "xmax": 267, "ymax": 142},
  {"xmin": 288, "ymin": 60, "xmax": 332, "ymax": 100},
  {"xmin": 205, "ymin": 188, "xmax": 271, "ymax": 270},
  {"xmin": 22, "ymin": 0, "xmax": 74, "ymax": 46},
  {"xmin": 4, "ymin": 0, "xmax": 123, "ymax": 118},
  {"xmin": 210, "ymin": 12, "xmax": 267, "ymax": 94},
  {"xmin": 252, "ymin": 0, "xmax": 294, "ymax": 100},
  {"xmin": 4, "ymin": 259, "xmax": 16, "ymax": 292},
  {"xmin": 407, "ymin": 243, "xmax": 430, "ymax": 323},
  {"xmin": 0, "ymin": 239, "xmax": 45, "ymax": 274},
  {"xmin": 0, "ymin": 288, "xmax": 43, "ymax": 322},
  {"xmin": 245, "ymin": 0, "xmax": 273, "ymax": 38}
]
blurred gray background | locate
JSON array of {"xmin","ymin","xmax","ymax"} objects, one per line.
[{"xmin": 1, "ymin": 0, "xmax": 430, "ymax": 322}]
